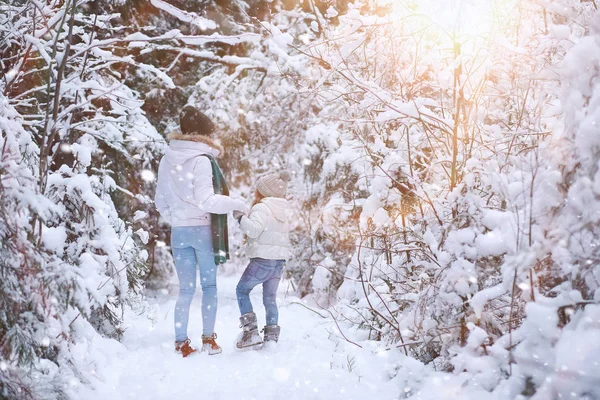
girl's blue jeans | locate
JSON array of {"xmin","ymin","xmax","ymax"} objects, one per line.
[
  {"xmin": 171, "ymin": 226, "xmax": 217, "ymax": 341},
  {"xmin": 236, "ymin": 258, "xmax": 285, "ymax": 326}
]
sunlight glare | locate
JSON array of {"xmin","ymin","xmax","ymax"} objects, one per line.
[{"xmin": 381, "ymin": 0, "xmax": 516, "ymax": 40}]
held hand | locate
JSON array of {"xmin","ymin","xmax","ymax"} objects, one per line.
[
  {"xmin": 233, "ymin": 210, "xmax": 245, "ymax": 221},
  {"xmin": 231, "ymin": 197, "xmax": 250, "ymax": 214},
  {"xmin": 233, "ymin": 198, "xmax": 250, "ymax": 213}
]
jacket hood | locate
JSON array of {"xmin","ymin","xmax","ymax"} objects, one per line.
[
  {"xmin": 165, "ymin": 139, "xmax": 220, "ymax": 165},
  {"xmin": 261, "ymin": 198, "xmax": 291, "ymax": 222},
  {"xmin": 167, "ymin": 132, "xmax": 224, "ymax": 153}
]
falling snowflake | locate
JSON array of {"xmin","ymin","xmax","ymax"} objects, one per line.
[{"xmin": 141, "ymin": 169, "xmax": 156, "ymax": 182}]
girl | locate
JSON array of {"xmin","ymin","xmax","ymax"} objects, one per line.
[
  {"xmin": 155, "ymin": 105, "xmax": 247, "ymax": 357},
  {"xmin": 233, "ymin": 170, "xmax": 292, "ymax": 349}
]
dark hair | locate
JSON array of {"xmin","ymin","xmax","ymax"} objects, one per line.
[{"xmin": 179, "ymin": 105, "xmax": 215, "ymax": 136}]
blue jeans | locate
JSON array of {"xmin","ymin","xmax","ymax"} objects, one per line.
[
  {"xmin": 236, "ymin": 258, "xmax": 285, "ymax": 326},
  {"xmin": 171, "ymin": 226, "xmax": 217, "ymax": 341}
]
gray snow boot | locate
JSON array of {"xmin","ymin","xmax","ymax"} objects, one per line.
[
  {"xmin": 263, "ymin": 325, "xmax": 281, "ymax": 343},
  {"xmin": 236, "ymin": 312, "xmax": 263, "ymax": 349}
]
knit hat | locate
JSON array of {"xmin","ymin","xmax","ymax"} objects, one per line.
[
  {"xmin": 179, "ymin": 105, "xmax": 215, "ymax": 136},
  {"xmin": 256, "ymin": 171, "xmax": 292, "ymax": 198}
]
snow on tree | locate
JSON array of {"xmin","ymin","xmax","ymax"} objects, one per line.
[{"xmin": 2, "ymin": 0, "xmax": 600, "ymax": 399}]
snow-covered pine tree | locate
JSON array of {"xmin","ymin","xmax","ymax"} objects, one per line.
[
  {"xmin": 0, "ymin": 95, "xmax": 59, "ymax": 399},
  {"xmin": 1, "ymin": 0, "xmax": 164, "ymax": 396}
]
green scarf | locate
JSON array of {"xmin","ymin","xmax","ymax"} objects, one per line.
[{"xmin": 203, "ymin": 154, "xmax": 230, "ymax": 265}]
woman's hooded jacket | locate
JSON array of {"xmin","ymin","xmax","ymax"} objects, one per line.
[{"xmin": 155, "ymin": 137, "xmax": 247, "ymax": 226}]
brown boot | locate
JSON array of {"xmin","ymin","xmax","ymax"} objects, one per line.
[
  {"xmin": 175, "ymin": 339, "xmax": 197, "ymax": 358},
  {"xmin": 201, "ymin": 333, "xmax": 222, "ymax": 355}
]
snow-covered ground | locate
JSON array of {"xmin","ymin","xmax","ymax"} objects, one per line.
[{"xmin": 74, "ymin": 270, "xmax": 399, "ymax": 400}]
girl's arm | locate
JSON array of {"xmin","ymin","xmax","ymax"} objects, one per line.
[
  {"xmin": 193, "ymin": 157, "xmax": 247, "ymax": 214},
  {"xmin": 239, "ymin": 204, "xmax": 269, "ymax": 238}
]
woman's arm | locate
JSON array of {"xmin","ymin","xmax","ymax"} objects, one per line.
[
  {"xmin": 154, "ymin": 158, "xmax": 172, "ymax": 223},
  {"xmin": 239, "ymin": 204, "xmax": 269, "ymax": 238},
  {"xmin": 193, "ymin": 156, "xmax": 247, "ymax": 214}
]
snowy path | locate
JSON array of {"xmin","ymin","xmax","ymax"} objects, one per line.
[{"xmin": 77, "ymin": 273, "xmax": 397, "ymax": 400}]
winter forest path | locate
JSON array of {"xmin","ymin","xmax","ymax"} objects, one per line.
[{"xmin": 78, "ymin": 272, "xmax": 398, "ymax": 400}]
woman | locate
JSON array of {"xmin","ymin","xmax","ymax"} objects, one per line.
[{"xmin": 155, "ymin": 105, "xmax": 247, "ymax": 357}]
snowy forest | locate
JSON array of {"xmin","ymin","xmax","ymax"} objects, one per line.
[{"xmin": 1, "ymin": 0, "xmax": 600, "ymax": 399}]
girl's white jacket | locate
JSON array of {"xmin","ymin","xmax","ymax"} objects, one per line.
[
  {"xmin": 154, "ymin": 139, "xmax": 247, "ymax": 226},
  {"xmin": 240, "ymin": 198, "xmax": 291, "ymax": 261}
]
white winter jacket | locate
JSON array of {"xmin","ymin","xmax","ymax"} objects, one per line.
[
  {"xmin": 154, "ymin": 138, "xmax": 247, "ymax": 226},
  {"xmin": 240, "ymin": 198, "xmax": 291, "ymax": 260}
]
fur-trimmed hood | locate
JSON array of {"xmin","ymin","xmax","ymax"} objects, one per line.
[
  {"xmin": 165, "ymin": 138, "xmax": 222, "ymax": 166},
  {"xmin": 167, "ymin": 132, "xmax": 224, "ymax": 154}
]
